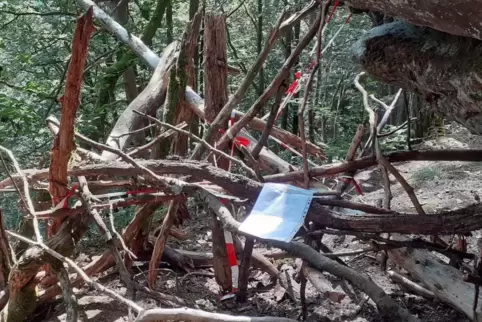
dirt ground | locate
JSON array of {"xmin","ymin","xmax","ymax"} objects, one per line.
[{"xmin": 41, "ymin": 125, "xmax": 482, "ymax": 322}]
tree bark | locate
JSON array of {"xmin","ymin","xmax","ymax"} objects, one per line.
[
  {"xmin": 172, "ymin": 10, "xmax": 202, "ymax": 156},
  {"xmin": 49, "ymin": 8, "xmax": 95, "ymax": 238},
  {"xmin": 352, "ymin": 20, "xmax": 482, "ymax": 134},
  {"xmin": 101, "ymin": 42, "xmax": 178, "ymax": 160},
  {"xmin": 203, "ymin": 12, "xmax": 232, "ymax": 292}
]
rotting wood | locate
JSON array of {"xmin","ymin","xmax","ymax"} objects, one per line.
[{"xmin": 352, "ymin": 20, "xmax": 482, "ymax": 135}]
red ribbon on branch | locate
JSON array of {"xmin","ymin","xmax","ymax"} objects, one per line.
[
  {"xmin": 341, "ymin": 177, "xmax": 364, "ymax": 195},
  {"xmin": 52, "ymin": 184, "xmax": 79, "ymax": 209}
]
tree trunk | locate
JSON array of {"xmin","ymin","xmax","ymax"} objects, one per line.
[
  {"xmin": 280, "ymin": 0, "xmax": 291, "ymax": 131},
  {"xmin": 256, "ymin": 0, "xmax": 264, "ymax": 116},
  {"xmin": 166, "ymin": 1, "xmax": 173, "ymax": 43},
  {"xmin": 203, "ymin": 13, "xmax": 232, "ymax": 293},
  {"xmin": 101, "ymin": 42, "xmax": 178, "ymax": 160},
  {"xmin": 90, "ymin": 0, "xmax": 170, "ymax": 142},
  {"xmin": 291, "ymin": 16, "xmax": 301, "ymax": 135},
  {"xmin": 188, "ymin": 0, "xmax": 201, "ymax": 146},
  {"xmin": 171, "ymin": 9, "xmax": 202, "ymax": 156},
  {"xmin": 113, "ymin": 0, "xmax": 142, "ymax": 142}
]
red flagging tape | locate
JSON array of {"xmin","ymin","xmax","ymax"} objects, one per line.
[
  {"xmin": 327, "ymin": 0, "xmax": 340, "ymax": 24},
  {"xmin": 345, "ymin": 13, "xmax": 352, "ymax": 24},
  {"xmin": 341, "ymin": 178, "xmax": 364, "ymax": 195},
  {"xmin": 234, "ymin": 137, "xmax": 250, "ymax": 148},
  {"xmin": 53, "ymin": 184, "xmax": 79, "ymax": 209},
  {"xmin": 226, "ymin": 243, "xmax": 238, "ymax": 267}
]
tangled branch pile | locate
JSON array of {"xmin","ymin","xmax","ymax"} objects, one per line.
[{"xmin": 2, "ymin": 1, "xmax": 482, "ymax": 322}]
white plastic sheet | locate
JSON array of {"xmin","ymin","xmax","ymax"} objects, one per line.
[{"xmin": 239, "ymin": 183, "xmax": 314, "ymax": 242}]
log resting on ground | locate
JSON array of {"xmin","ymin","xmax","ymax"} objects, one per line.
[{"xmin": 352, "ymin": 20, "xmax": 482, "ymax": 134}]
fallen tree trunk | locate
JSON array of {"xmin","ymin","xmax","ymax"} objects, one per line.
[
  {"xmin": 200, "ymin": 190, "xmax": 419, "ymax": 322},
  {"xmin": 134, "ymin": 308, "xmax": 298, "ymax": 322},
  {"xmin": 4, "ymin": 149, "xmax": 482, "ymax": 190},
  {"xmin": 352, "ymin": 20, "xmax": 482, "ymax": 134},
  {"xmin": 345, "ymin": 0, "xmax": 482, "ymax": 41}
]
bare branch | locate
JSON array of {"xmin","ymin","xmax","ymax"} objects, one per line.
[
  {"xmin": 213, "ymin": 6, "xmax": 325, "ymax": 152},
  {"xmin": 0, "ymin": 145, "xmax": 41, "ymax": 242},
  {"xmin": 134, "ymin": 110, "xmax": 256, "ymax": 177}
]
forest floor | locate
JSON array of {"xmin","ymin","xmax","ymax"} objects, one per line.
[{"xmin": 42, "ymin": 126, "xmax": 482, "ymax": 322}]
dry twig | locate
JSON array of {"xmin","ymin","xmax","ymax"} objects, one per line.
[{"xmin": 0, "ymin": 145, "xmax": 41, "ymax": 242}]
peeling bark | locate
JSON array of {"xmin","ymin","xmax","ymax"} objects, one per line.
[
  {"xmin": 3, "ymin": 214, "xmax": 92, "ymax": 322},
  {"xmin": 173, "ymin": 11, "xmax": 202, "ymax": 156}
]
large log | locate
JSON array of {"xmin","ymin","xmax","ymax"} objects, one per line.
[
  {"xmin": 352, "ymin": 21, "xmax": 482, "ymax": 134},
  {"xmin": 388, "ymin": 239, "xmax": 482, "ymax": 321},
  {"xmin": 345, "ymin": 0, "xmax": 482, "ymax": 41}
]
